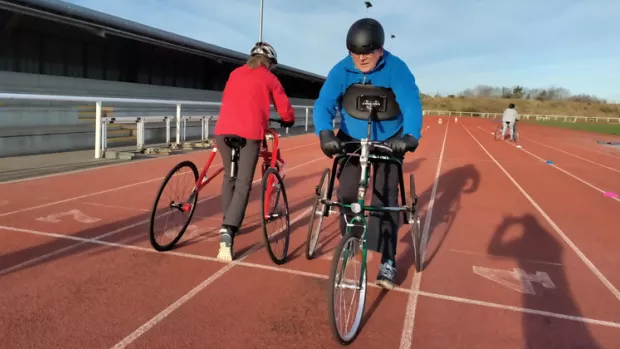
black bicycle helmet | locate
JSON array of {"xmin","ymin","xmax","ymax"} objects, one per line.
[
  {"xmin": 509, "ymin": 103, "xmax": 515, "ymax": 108},
  {"xmin": 346, "ymin": 18, "xmax": 385, "ymax": 54}
]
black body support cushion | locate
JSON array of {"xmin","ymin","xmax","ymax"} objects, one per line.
[{"xmin": 341, "ymin": 83, "xmax": 401, "ymax": 121}]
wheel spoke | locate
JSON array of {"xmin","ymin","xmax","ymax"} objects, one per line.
[
  {"xmin": 149, "ymin": 161, "xmax": 199, "ymax": 252},
  {"xmin": 261, "ymin": 167, "xmax": 290, "ymax": 265}
]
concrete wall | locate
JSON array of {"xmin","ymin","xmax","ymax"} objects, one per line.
[{"xmin": 0, "ymin": 71, "xmax": 329, "ymax": 157}]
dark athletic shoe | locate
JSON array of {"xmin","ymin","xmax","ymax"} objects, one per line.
[{"xmin": 375, "ymin": 260, "xmax": 396, "ymax": 290}]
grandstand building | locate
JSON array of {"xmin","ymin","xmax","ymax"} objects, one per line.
[{"xmin": 0, "ymin": 0, "xmax": 325, "ymax": 157}]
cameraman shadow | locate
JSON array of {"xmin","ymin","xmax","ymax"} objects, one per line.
[
  {"xmin": 487, "ymin": 214, "xmax": 601, "ymax": 348},
  {"xmin": 396, "ymin": 163, "xmax": 481, "ymax": 285}
]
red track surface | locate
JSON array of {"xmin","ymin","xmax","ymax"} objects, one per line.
[{"xmin": 1, "ymin": 118, "xmax": 620, "ymax": 348}]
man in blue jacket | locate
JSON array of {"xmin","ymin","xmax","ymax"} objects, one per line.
[{"xmin": 313, "ymin": 17, "xmax": 423, "ymax": 290}]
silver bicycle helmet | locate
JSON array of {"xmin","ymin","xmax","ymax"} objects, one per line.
[{"xmin": 250, "ymin": 42, "xmax": 278, "ymax": 64}]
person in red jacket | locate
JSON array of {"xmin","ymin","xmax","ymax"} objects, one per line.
[{"xmin": 213, "ymin": 42, "xmax": 296, "ymax": 262}]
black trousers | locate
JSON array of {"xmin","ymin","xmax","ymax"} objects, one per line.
[
  {"xmin": 214, "ymin": 135, "xmax": 262, "ymax": 231},
  {"xmin": 336, "ymin": 130, "xmax": 403, "ymax": 263}
]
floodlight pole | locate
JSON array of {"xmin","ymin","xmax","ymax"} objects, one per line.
[{"xmin": 259, "ymin": 0, "xmax": 264, "ymax": 42}]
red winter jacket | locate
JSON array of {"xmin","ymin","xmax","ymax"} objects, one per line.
[{"xmin": 214, "ymin": 64, "xmax": 296, "ymax": 141}]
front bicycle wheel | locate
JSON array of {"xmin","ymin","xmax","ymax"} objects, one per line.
[
  {"xmin": 305, "ymin": 168, "xmax": 330, "ymax": 259},
  {"xmin": 149, "ymin": 160, "xmax": 199, "ymax": 251},
  {"xmin": 328, "ymin": 229, "xmax": 367, "ymax": 345},
  {"xmin": 260, "ymin": 167, "xmax": 290, "ymax": 265},
  {"xmin": 409, "ymin": 173, "xmax": 422, "ymax": 272}
]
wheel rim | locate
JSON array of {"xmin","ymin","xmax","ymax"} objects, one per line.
[
  {"xmin": 332, "ymin": 237, "xmax": 367, "ymax": 342},
  {"xmin": 409, "ymin": 211, "xmax": 422, "ymax": 270},
  {"xmin": 308, "ymin": 202, "xmax": 325, "ymax": 255},
  {"xmin": 495, "ymin": 126, "xmax": 502, "ymax": 140},
  {"xmin": 308, "ymin": 170, "xmax": 329, "ymax": 257},
  {"xmin": 262, "ymin": 169, "xmax": 289, "ymax": 261},
  {"xmin": 150, "ymin": 163, "xmax": 197, "ymax": 250}
]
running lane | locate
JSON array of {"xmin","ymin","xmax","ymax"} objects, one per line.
[
  {"xmin": 0, "ymin": 136, "xmax": 326, "ymax": 348},
  {"xmin": 493, "ymin": 119, "xmax": 620, "ymax": 163},
  {"xmin": 0, "ymin": 135, "xmax": 320, "ymax": 274},
  {"xmin": 475, "ymin": 119, "xmax": 620, "ymax": 194},
  {"xmin": 0, "ymin": 134, "xmax": 318, "ymax": 216},
  {"xmin": 467, "ymin": 120, "xmax": 620, "ymax": 293},
  {"xmin": 408, "ymin": 120, "xmax": 620, "ymax": 349},
  {"xmin": 103, "ymin": 121, "xmax": 448, "ymax": 349}
]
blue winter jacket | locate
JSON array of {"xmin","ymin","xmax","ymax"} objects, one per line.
[{"xmin": 313, "ymin": 50, "xmax": 423, "ymax": 141}]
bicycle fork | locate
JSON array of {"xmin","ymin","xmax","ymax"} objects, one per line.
[{"xmin": 341, "ymin": 138, "xmax": 371, "ymax": 284}]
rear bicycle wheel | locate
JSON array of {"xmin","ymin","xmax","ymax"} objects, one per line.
[
  {"xmin": 409, "ymin": 173, "xmax": 422, "ymax": 272},
  {"xmin": 513, "ymin": 127, "xmax": 520, "ymax": 142},
  {"xmin": 327, "ymin": 229, "xmax": 367, "ymax": 345},
  {"xmin": 260, "ymin": 167, "xmax": 290, "ymax": 265},
  {"xmin": 149, "ymin": 160, "xmax": 199, "ymax": 251},
  {"xmin": 494, "ymin": 124, "xmax": 503, "ymax": 141},
  {"xmin": 305, "ymin": 168, "xmax": 330, "ymax": 259}
]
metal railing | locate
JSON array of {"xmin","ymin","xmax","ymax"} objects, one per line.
[
  {"xmin": 101, "ymin": 114, "xmax": 217, "ymax": 152},
  {"xmin": 424, "ymin": 110, "xmax": 620, "ymax": 124},
  {"xmin": 0, "ymin": 92, "xmax": 318, "ymax": 159}
]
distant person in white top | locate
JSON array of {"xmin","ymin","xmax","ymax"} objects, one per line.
[{"xmin": 502, "ymin": 103, "xmax": 519, "ymax": 141}]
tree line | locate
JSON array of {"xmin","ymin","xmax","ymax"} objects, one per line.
[{"xmin": 434, "ymin": 85, "xmax": 608, "ymax": 104}]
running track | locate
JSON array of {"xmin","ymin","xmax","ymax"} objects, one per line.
[{"xmin": 1, "ymin": 116, "xmax": 620, "ymax": 348}]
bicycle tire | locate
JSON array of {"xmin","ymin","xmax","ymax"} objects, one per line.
[
  {"xmin": 305, "ymin": 168, "xmax": 330, "ymax": 260},
  {"xmin": 409, "ymin": 173, "xmax": 422, "ymax": 272},
  {"xmin": 260, "ymin": 167, "xmax": 291, "ymax": 265},
  {"xmin": 513, "ymin": 127, "xmax": 520, "ymax": 142},
  {"xmin": 149, "ymin": 160, "xmax": 199, "ymax": 252},
  {"xmin": 327, "ymin": 229, "xmax": 367, "ymax": 345},
  {"xmin": 494, "ymin": 125, "xmax": 503, "ymax": 141}
]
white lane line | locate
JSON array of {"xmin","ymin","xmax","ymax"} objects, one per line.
[
  {"xmin": 3, "ymin": 219, "xmax": 620, "ymax": 331},
  {"xmin": 399, "ymin": 118, "xmax": 450, "ymax": 349},
  {"xmin": 462, "ymin": 124, "xmax": 620, "ymax": 303},
  {"xmin": 0, "ymin": 140, "xmax": 319, "ymax": 217},
  {"xmin": 4, "ymin": 221, "xmax": 620, "ymax": 332},
  {"xmin": 0, "ymin": 156, "xmax": 326, "ymax": 276},
  {"xmin": 416, "ymin": 290, "xmax": 620, "ymax": 329},
  {"xmin": 0, "ymin": 135, "xmax": 317, "ymax": 186},
  {"xmin": 109, "ymin": 207, "xmax": 313, "ymax": 349},
  {"xmin": 476, "ymin": 125, "xmax": 620, "ymax": 203},
  {"xmin": 520, "ymin": 136, "xmax": 620, "ymax": 173}
]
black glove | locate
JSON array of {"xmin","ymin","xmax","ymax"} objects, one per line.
[
  {"xmin": 319, "ymin": 130, "xmax": 342, "ymax": 158},
  {"xmin": 281, "ymin": 119, "xmax": 294, "ymax": 128},
  {"xmin": 387, "ymin": 134, "xmax": 419, "ymax": 155}
]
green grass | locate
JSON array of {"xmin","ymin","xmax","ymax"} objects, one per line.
[{"xmin": 525, "ymin": 120, "xmax": 620, "ymax": 136}]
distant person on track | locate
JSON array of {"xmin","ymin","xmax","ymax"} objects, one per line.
[
  {"xmin": 502, "ymin": 103, "xmax": 519, "ymax": 141},
  {"xmin": 312, "ymin": 18, "xmax": 423, "ymax": 290},
  {"xmin": 213, "ymin": 42, "xmax": 295, "ymax": 262}
]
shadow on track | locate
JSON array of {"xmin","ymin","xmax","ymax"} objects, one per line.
[{"xmin": 487, "ymin": 213, "xmax": 601, "ymax": 348}]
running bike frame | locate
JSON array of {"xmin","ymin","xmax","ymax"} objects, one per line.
[{"xmin": 180, "ymin": 119, "xmax": 286, "ymax": 214}]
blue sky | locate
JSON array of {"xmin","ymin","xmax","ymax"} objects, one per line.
[{"xmin": 65, "ymin": 0, "xmax": 620, "ymax": 102}]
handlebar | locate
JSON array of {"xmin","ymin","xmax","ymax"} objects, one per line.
[
  {"xmin": 269, "ymin": 118, "xmax": 294, "ymax": 127},
  {"xmin": 339, "ymin": 140, "xmax": 393, "ymax": 154}
]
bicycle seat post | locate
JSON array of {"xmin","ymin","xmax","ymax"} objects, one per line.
[{"xmin": 230, "ymin": 147, "xmax": 239, "ymax": 178}]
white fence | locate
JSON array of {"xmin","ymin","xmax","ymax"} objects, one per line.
[
  {"xmin": 424, "ymin": 110, "xmax": 620, "ymax": 124},
  {"xmin": 3, "ymin": 92, "xmax": 615, "ymax": 160},
  {"xmin": 0, "ymin": 92, "xmax": 318, "ymax": 159}
]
